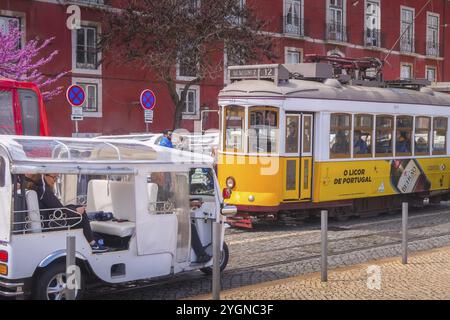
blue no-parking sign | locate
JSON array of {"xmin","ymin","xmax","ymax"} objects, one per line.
[
  {"xmin": 140, "ymin": 89, "xmax": 157, "ymax": 110},
  {"xmin": 66, "ymin": 85, "xmax": 86, "ymax": 107}
]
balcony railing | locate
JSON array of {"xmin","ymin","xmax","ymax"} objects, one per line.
[
  {"xmin": 365, "ymin": 29, "xmax": 381, "ymax": 47},
  {"xmin": 400, "ymin": 37, "xmax": 415, "ymax": 53},
  {"xmin": 283, "ymin": 15, "xmax": 305, "ymax": 37},
  {"xmin": 325, "ymin": 23, "xmax": 347, "ymax": 42},
  {"xmin": 426, "ymin": 41, "xmax": 440, "ymax": 57}
]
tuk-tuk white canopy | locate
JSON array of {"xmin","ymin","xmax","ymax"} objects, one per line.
[{"xmin": 0, "ymin": 135, "xmax": 157, "ymax": 163}]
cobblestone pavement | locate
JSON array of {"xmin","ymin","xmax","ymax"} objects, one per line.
[
  {"xmin": 89, "ymin": 202, "xmax": 450, "ymax": 299},
  {"xmin": 192, "ymin": 245, "xmax": 450, "ymax": 300}
]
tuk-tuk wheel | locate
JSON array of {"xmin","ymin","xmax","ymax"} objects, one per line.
[
  {"xmin": 33, "ymin": 262, "xmax": 85, "ymax": 300},
  {"xmin": 200, "ymin": 242, "xmax": 229, "ymax": 275}
]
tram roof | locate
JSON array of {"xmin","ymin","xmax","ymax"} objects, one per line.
[
  {"xmin": 219, "ymin": 79, "xmax": 450, "ymax": 107},
  {"xmin": 0, "ymin": 135, "xmax": 213, "ymax": 165}
]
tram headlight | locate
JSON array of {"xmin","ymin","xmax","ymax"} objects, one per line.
[{"xmin": 226, "ymin": 176, "xmax": 236, "ymax": 189}]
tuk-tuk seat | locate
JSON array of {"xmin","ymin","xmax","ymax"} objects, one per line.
[
  {"xmin": 87, "ymin": 180, "xmax": 158, "ymax": 238},
  {"xmin": 25, "ymin": 190, "xmax": 42, "ymax": 233}
]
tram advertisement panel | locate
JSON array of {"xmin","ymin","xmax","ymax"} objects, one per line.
[{"xmin": 314, "ymin": 158, "xmax": 449, "ymax": 202}]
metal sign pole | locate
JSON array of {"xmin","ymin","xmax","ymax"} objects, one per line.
[
  {"xmin": 75, "ymin": 120, "xmax": 79, "ymax": 137},
  {"xmin": 212, "ymin": 221, "xmax": 221, "ymax": 300},
  {"xmin": 402, "ymin": 202, "xmax": 408, "ymax": 264},
  {"xmin": 321, "ymin": 210, "xmax": 328, "ymax": 282},
  {"xmin": 66, "ymin": 236, "xmax": 76, "ymax": 300},
  {"xmin": 146, "ymin": 123, "xmax": 149, "ymax": 133}
]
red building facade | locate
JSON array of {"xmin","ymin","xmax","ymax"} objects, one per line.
[{"xmin": 1, "ymin": 0, "xmax": 449, "ymax": 136}]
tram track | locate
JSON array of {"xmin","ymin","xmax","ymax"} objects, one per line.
[{"xmin": 88, "ymin": 206, "xmax": 450, "ymax": 299}]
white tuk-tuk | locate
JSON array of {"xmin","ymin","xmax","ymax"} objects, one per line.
[{"xmin": 0, "ymin": 135, "xmax": 234, "ymax": 299}]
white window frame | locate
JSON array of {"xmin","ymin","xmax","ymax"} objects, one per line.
[
  {"xmin": 400, "ymin": 6, "xmax": 415, "ymax": 53},
  {"xmin": 283, "ymin": 0, "xmax": 304, "ymax": 36},
  {"xmin": 72, "ymin": 77, "xmax": 102, "ymax": 118},
  {"xmin": 326, "ymin": 0, "xmax": 347, "ymax": 42},
  {"xmin": 364, "ymin": 0, "xmax": 381, "ymax": 47},
  {"xmin": 71, "ymin": 21, "xmax": 102, "ymax": 75},
  {"xmin": 0, "ymin": 10, "xmax": 26, "ymax": 48},
  {"xmin": 400, "ymin": 63, "xmax": 413, "ymax": 80},
  {"xmin": 284, "ymin": 47, "xmax": 303, "ymax": 64},
  {"xmin": 426, "ymin": 12, "xmax": 440, "ymax": 57},
  {"xmin": 176, "ymin": 84, "xmax": 200, "ymax": 120},
  {"xmin": 426, "ymin": 66, "xmax": 437, "ymax": 83}
]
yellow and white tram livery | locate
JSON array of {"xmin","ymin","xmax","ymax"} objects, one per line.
[{"xmin": 218, "ymin": 64, "xmax": 450, "ymax": 226}]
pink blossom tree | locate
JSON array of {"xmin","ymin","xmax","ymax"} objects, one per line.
[{"xmin": 0, "ymin": 25, "xmax": 65, "ymax": 101}]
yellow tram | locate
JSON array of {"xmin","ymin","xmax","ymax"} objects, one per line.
[{"xmin": 217, "ymin": 63, "xmax": 450, "ymax": 227}]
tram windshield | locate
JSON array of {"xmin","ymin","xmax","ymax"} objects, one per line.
[
  {"xmin": 248, "ymin": 107, "xmax": 278, "ymax": 153},
  {"xmin": 224, "ymin": 105, "xmax": 279, "ymax": 154}
]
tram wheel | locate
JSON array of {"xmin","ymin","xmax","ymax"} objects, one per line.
[
  {"xmin": 33, "ymin": 262, "xmax": 85, "ymax": 300},
  {"xmin": 200, "ymin": 242, "xmax": 229, "ymax": 275}
]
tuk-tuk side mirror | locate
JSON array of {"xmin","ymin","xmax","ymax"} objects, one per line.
[{"xmin": 221, "ymin": 205, "xmax": 237, "ymax": 216}]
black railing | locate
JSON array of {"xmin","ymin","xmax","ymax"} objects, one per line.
[
  {"xmin": 400, "ymin": 37, "xmax": 415, "ymax": 53},
  {"xmin": 365, "ymin": 29, "xmax": 381, "ymax": 47},
  {"xmin": 426, "ymin": 41, "xmax": 440, "ymax": 57},
  {"xmin": 282, "ymin": 15, "xmax": 305, "ymax": 37},
  {"xmin": 325, "ymin": 23, "xmax": 347, "ymax": 42}
]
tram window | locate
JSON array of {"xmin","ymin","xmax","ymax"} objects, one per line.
[
  {"xmin": 0, "ymin": 90, "xmax": 15, "ymax": 135},
  {"xmin": 18, "ymin": 89, "xmax": 40, "ymax": 136},
  {"xmin": 330, "ymin": 113, "xmax": 351, "ymax": 158},
  {"xmin": 375, "ymin": 116, "xmax": 393, "ymax": 156},
  {"xmin": 414, "ymin": 117, "xmax": 430, "ymax": 155},
  {"xmin": 354, "ymin": 114, "xmax": 373, "ymax": 157},
  {"xmin": 224, "ymin": 106, "xmax": 245, "ymax": 152},
  {"xmin": 303, "ymin": 115, "xmax": 312, "ymax": 154},
  {"xmin": 285, "ymin": 116, "xmax": 299, "ymax": 153},
  {"xmin": 248, "ymin": 108, "xmax": 278, "ymax": 153},
  {"xmin": 433, "ymin": 117, "xmax": 447, "ymax": 155},
  {"xmin": 395, "ymin": 116, "xmax": 413, "ymax": 156}
]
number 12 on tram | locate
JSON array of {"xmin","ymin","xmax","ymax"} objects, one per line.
[{"xmin": 217, "ymin": 64, "xmax": 450, "ymax": 228}]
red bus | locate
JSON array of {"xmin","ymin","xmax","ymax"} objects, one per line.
[{"xmin": 0, "ymin": 78, "xmax": 49, "ymax": 136}]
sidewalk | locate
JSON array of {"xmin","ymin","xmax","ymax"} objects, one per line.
[{"xmin": 192, "ymin": 246, "xmax": 450, "ymax": 300}]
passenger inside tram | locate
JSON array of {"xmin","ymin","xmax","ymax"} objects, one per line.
[
  {"xmin": 23, "ymin": 173, "xmax": 108, "ymax": 253},
  {"xmin": 396, "ymin": 131, "xmax": 411, "ymax": 153},
  {"xmin": 353, "ymin": 130, "xmax": 369, "ymax": 154},
  {"xmin": 331, "ymin": 131, "xmax": 350, "ymax": 155}
]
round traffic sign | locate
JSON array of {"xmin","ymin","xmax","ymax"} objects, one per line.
[
  {"xmin": 140, "ymin": 89, "xmax": 157, "ymax": 110},
  {"xmin": 66, "ymin": 85, "xmax": 86, "ymax": 107}
]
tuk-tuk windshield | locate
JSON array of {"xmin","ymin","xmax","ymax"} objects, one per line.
[{"xmin": 8, "ymin": 137, "xmax": 156, "ymax": 162}]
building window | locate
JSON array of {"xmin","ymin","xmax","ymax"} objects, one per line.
[
  {"xmin": 0, "ymin": 15, "xmax": 20, "ymax": 34},
  {"xmin": 330, "ymin": 113, "xmax": 351, "ymax": 158},
  {"xmin": 78, "ymin": 83, "xmax": 98, "ymax": 112},
  {"xmin": 433, "ymin": 117, "xmax": 447, "ymax": 155},
  {"xmin": 400, "ymin": 7, "xmax": 414, "ymax": 53},
  {"xmin": 73, "ymin": 78, "xmax": 102, "ymax": 117},
  {"xmin": 177, "ymin": 84, "xmax": 200, "ymax": 119},
  {"xmin": 427, "ymin": 13, "xmax": 439, "ymax": 57},
  {"xmin": 400, "ymin": 64, "xmax": 412, "ymax": 80},
  {"xmin": 354, "ymin": 114, "xmax": 373, "ymax": 157},
  {"xmin": 75, "ymin": 25, "xmax": 99, "ymax": 70},
  {"xmin": 365, "ymin": 0, "xmax": 380, "ymax": 47},
  {"xmin": 426, "ymin": 67, "xmax": 436, "ymax": 82},
  {"xmin": 284, "ymin": 0, "xmax": 303, "ymax": 36},
  {"xmin": 414, "ymin": 117, "xmax": 430, "ymax": 155},
  {"xmin": 285, "ymin": 48, "xmax": 302, "ymax": 64},
  {"xmin": 396, "ymin": 116, "xmax": 413, "ymax": 156},
  {"xmin": 327, "ymin": 0, "xmax": 346, "ymax": 42},
  {"xmin": 375, "ymin": 115, "xmax": 393, "ymax": 157}
]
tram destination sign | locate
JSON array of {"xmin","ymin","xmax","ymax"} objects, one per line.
[{"xmin": 228, "ymin": 64, "xmax": 289, "ymax": 84}]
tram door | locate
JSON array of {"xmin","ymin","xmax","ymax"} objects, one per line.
[{"xmin": 284, "ymin": 113, "xmax": 313, "ymax": 201}]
